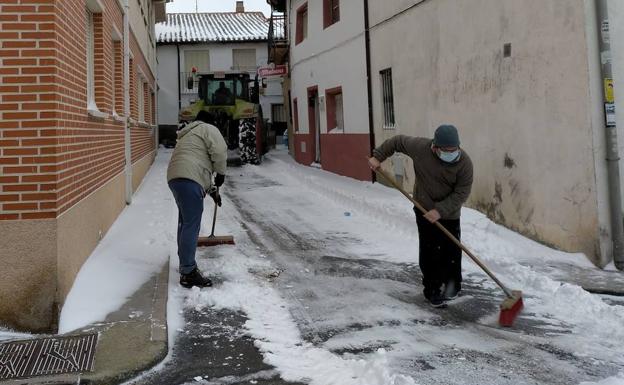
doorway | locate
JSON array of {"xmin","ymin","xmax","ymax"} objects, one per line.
[{"xmin": 307, "ymin": 86, "xmax": 321, "ymax": 164}]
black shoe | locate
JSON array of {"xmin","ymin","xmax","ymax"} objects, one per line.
[
  {"xmin": 424, "ymin": 290, "xmax": 447, "ymax": 308},
  {"xmin": 180, "ymin": 268, "xmax": 213, "ymax": 288},
  {"xmin": 443, "ymin": 280, "xmax": 461, "ymax": 300}
]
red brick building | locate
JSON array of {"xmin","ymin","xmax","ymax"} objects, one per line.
[{"xmin": 0, "ymin": 0, "xmax": 166, "ymax": 331}]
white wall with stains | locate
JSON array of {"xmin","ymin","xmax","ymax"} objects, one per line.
[{"xmin": 369, "ymin": 0, "xmax": 614, "ymax": 265}]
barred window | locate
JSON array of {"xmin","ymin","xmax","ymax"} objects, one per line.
[
  {"xmin": 380, "ymin": 68, "xmax": 395, "ymax": 129},
  {"xmin": 86, "ymin": 10, "xmax": 95, "ymax": 110}
]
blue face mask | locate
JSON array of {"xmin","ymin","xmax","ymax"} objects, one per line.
[{"xmin": 438, "ymin": 149, "xmax": 460, "ymax": 163}]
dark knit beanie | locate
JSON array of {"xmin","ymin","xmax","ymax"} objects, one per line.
[{"xmin": 433, "ymin": 125, "xmax": 460, "ymax": 147}]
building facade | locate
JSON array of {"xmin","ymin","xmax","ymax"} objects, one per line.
[
  {"xmin": 367, "ymin": 0, "xmax": 624, "ymax": 268},
  {"xmin": 156, "ymin": 7, "xmax": 286, "ymax": 138},
  {"xmin": 288, "ymin": 0, "xmax": 372, "ymax": 181},
  {"xmin": 0, "ymin": 0, "xmax": 164, "ymax": 331}
]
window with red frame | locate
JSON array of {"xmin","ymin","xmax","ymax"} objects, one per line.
[
  {"xmin": 324, "ymin": 0, "xmax": 340, "ymax": 28},
  {"xmin": 325, "ymin": 87, "xmax": 343, "ymax": 132},
  {"xmin": 295, "ymin": 3, "xmax": 308, "ymax": 44}
]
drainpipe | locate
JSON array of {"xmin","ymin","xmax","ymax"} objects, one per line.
[
  {"xmin": 363, "ymin": 0, "xmax": 376, "ymax": 182},
  {"xmin": 123, "ymin": 0, "xmax": 133, "ymax": 204},
  {"xmin": 177, "ymin": 44, "xmax": 181, "ymax": 110},
  {"xmin": 595, "ymin": 0, "xmax": 624, "ymax": 270}
]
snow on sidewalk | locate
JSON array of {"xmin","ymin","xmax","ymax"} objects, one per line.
[
  {"xmin": 59, "ymin": 150, "xmax": 176, "ymax": 333},
  {"xmin": 41, "ymin": 147, "xmax": 624, "ymax": 385}
]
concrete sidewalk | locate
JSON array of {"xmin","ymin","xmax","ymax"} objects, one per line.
[{"xmin": 0, "ymin": 262, "xmax": 169, "ymax": 385}]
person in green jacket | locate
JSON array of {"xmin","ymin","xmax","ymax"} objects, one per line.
[
  {"xmin": 368, "ymin": 125, "xmax": 473, "ymax": 307},
  {"xmin": 167, "ymin": 110, "xmax": 227, "ymax": 288}
]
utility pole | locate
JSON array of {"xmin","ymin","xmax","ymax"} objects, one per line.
[{"xmin": 595, "ymin": 0, "xmax": 624, "ymax": 270}]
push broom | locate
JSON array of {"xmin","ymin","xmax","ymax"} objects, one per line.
[
  {"xmin": 373, "ymin": 167, "xmax": 523, "ymax": 327},
  {"xmin": 197, "ymin": 187, "xmax": 235, "ymax": 247}
]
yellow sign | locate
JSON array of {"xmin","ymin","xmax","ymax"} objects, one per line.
[{"xmin": 605, "ymin": 78, "xmax": 614, "ymax": 103}]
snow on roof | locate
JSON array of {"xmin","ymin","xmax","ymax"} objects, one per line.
[{"xmin": 156, "ymin": 12, "xmax": 270, "ymax": 44}]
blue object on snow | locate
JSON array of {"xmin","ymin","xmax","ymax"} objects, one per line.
[{"xmin": 344, "ymin": 212, "xmax": 351, "ymax": 216}]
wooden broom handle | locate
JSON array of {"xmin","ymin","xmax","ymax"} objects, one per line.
[{"xmin": 373, "ymin": 167, "xmax": 513, "ymax": 298}]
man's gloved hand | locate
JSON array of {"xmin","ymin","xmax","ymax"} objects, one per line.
[
  {"xmin": 214, "ymin": 173, "xmax": 225, "ymax": 187},
  {"xmin": 208, "ymin": 187, "xmax": 222, "ymax": 207}
]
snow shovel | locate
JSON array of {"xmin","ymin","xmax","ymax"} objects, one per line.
[
  {"xmin": 372, "ymin": 167, "xmax": 523, "ymax": 327},
  {"xmin": 197, "ymin": 187, "xmax": 235, "ymax": 247}
]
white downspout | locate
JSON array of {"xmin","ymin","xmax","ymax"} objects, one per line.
[{"xmin": 123, "ymin": 0, "xmax": 133, "ymax": 204}]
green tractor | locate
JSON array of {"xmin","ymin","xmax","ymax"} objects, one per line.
[{"xmin": 180, "ymin": 71, "xmax": 266, "ymax": 164}]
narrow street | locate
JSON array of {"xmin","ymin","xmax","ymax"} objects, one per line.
[{"xmin": 133, "ymin": 150, "xmax": 624, "ymax": 385}]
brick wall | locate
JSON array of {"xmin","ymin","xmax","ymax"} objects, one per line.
[
  {"xmin": 0, "ymin": 0, "xmax": 157, "ymax": 220},
  {"xmin": 1, "ymin": 0, "xmax": 59, "ymax": 220},
  {"xmin": 129, "ymin": 29, "xmax": 155, "ymax": 163}
]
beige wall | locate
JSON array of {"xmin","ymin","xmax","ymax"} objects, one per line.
[
  {"xmin": 56, "ymin": 172, "xmax": 127, "ymax": 305},
  {"xmin": 132, "ymin": 151, "xmax": 156, "ymax": 191},
  {"xmin": 0, "ymin": 220, "xmax": 57, "ymax": 332},
  {"xmin": 370, "ymin": 0, "xmax": 605, "ymax": 264},
  {"xmin": 130, "ymin": 0, "xmax": 157, "ymax": 73}
]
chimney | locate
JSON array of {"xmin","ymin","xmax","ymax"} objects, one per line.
[{"xmin": 236, "ymin": 1, "xmax": 244, "ymax": 13}]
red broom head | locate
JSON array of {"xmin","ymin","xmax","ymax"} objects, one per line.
[{"xmin": 499, "ymin": 290, "xmax": 523, "ymax": 327}]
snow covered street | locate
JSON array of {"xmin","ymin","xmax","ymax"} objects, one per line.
[
  {"xmin": 172, "ymin": 149, "xmax": 624, "ymax": 385},
  {"xmin": 9, "ymin": 147, "xmax": 622, "ymax": 385}
]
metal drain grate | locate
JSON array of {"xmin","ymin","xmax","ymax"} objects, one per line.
[{"xmin": 0, "ymin": 334, "xmax": 97, "ymax": 380}]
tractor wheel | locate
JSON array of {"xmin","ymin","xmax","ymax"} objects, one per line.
[{"xmin": 238, "ymin": 118, "xmax": 259, "ymax": 165}]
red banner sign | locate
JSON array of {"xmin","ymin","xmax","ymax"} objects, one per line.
[{"xmin": 258, "ymin": 65, "xmax": 288, "ymax": 78}]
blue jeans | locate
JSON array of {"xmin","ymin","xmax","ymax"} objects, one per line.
[{"xmin": 168, "ymin": 178, "xmax": 204, "ymax": 275}]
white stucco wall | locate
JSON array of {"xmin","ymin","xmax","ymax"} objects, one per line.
[
  {"xmin": 261, "ymin": 77, "xmax": 285, "ymax": 122},
  {"xmin": 369, "ymin": 0, "xmax": 606, "ymax": 264},
  {"xmin": 608, "ymin": 0, "xmax": 624, "ymax": 204},
  {"xmin": 588, "ymin": 0, "xmax": 624, "ymax": 266},
  {"xmin": 157, "ymin": 45, "xmax": 179, "ymax": 126},
  {"xmin": 289, "ymin": 0, "xmax": 368, "ymax": 135}
]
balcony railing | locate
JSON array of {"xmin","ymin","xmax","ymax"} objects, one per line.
[
  {"xmin": 268, "ymin": 12, "xmax": 288, "ymax": 64},
  {"xmin": 180, "ymin": 72, "xmax": 199, "ymax": 94}
]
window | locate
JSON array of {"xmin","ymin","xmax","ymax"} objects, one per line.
[
  {"xmin": 138, "ymin": 80, "xmax": 145, "ymax": 122},
  {"xmin": 325, "ymin": 87, "xmax": 343, "ymax": 132},
  {"xmin": 129, "ymin": 58, "xmax": 136, "ymax": 119},
  {"xmin": 323, "ymin": 0, "xmax": 340, "ymax": 28},
  {"xmin": 380, "ymin": 68, "xmax": 395, "ymax": 128},
  {"xmin": 272, "ymin": 104, "xmax": 286, "ymax": 123},
  {"xmin": 143, "ymin": 81, "xmax": 149, "ymax": 123},
  {"xmin": 184, "ymin": 50, "xmax": 210, "ymax": 73},
  {"xmin": 295, "ymin": 3, "xmax": 308, "ymax": 45},
  {"xmin": 184, "ymin": 50, "xmax": 209, "ymax": 94},
  {"xmin": 86, "ymin": 10, "xmax": 96, "ymax": 110},
  {"xmin": 232, "ymin": 49, "xmax": 257, "ymax": 71},
  {"xmin": 112, "ymin": 40, "xmax": 123, "ymax": 115},
  {"xmin": 293, "ymin": 98, "xmax": 299, "ymax": 132}
]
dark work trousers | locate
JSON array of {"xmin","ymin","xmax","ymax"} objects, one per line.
[
  {"xmin": 169, "ymin": 178, "xmax": 205, "ymax": 275},
  {"xmin": 415, "ymin": 209, "xmax": 462, "ymax": 296}
]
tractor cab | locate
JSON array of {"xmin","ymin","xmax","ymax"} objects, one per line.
[{"xmin": 179, "ymin": 72, "xmax": 264, "ymax": 160}]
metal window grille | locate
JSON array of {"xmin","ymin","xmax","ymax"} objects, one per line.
[
  {"xmin": 86, "ymin": 10, "xmax": 95, "ymax": 109},
  {"xmin": 380, "ymin": 68, "xmax": 395, "ymax": 128}
]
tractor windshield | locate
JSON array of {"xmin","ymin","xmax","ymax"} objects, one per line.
[
  {"xmin": 206, "ymin": 79, "xmax": 235, "ymax": 106},
  {"xmin": 198, "ymin": 75, "xmax": 252, "ymax": 106}
]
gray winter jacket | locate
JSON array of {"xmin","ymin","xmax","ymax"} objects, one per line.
[
  {"xmin": 166, "ymin": 121, "xmax": 227, "ymax": 191},
  {"xmin": 373, "ymin": 135, "xmax": 473, "ymax": 220}
]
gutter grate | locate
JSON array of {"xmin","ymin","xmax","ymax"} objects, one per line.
[
  {"xmin": 0, "ymin": 339, "xmax": 37, "ymax": 379},
  {"xmin": 0, "ymin": 334, "xmax": 97, "ymax": 380}
]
